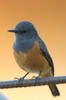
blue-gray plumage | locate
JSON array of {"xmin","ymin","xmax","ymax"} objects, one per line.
[{"xmin": 8, "ymin": 21, "xmax": 60, "ymax": 96}]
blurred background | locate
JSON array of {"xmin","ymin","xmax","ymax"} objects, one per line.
[{"xmin": 0, "ymin": 0, "xmax": 66, "ymax": 100}]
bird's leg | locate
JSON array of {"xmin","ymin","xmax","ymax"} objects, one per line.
[{"xmin": 14, "ymin": 72, "xmax": 29, "ymax": 81}]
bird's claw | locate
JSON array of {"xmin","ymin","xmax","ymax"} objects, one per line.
[
  {"xmin": 32, "ymin": 76, "xmax": 40, "ymax": 85},
  {"xmin": 14, "ymin": 77, "xmax": 24, "ymax": 81},
  {"xmin": 32, "ymin": 76, "xmax": 40, "ymax": 79},
  {"xmin": 19, "ymin": 77, "xmax": 24, "ymax": 81},
  {"xmin": 32, "ymin": 76, "xmax": 35, "ymax": 79},
  {"xmin": 14, "ymin": 77, "xmax": 19, "ymax": 80},
  {"xmin": 34, "ymin": 76, "xmax": 40, "ymax": 81},
  {"xmin": 14, "ymin": 72, "xmax": 29, "ymax": 81}
]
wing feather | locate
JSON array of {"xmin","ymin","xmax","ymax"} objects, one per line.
[{"xmin": 36, "ymin": 36, "xmax": 54, "ymax": 75}]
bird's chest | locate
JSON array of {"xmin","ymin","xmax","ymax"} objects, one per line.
[{"xmin": 13, "ymin": 42, "xmax": 49, "ymax": 73}]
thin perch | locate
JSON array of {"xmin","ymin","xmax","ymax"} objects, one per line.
[{"xmin": 0, "ymin": 76, "xmax": 66, "ymax": 89}]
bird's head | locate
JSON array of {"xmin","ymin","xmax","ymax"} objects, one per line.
[{"xmin": 8, "ymin": 21, "xmax": 38, "ymax": 41}]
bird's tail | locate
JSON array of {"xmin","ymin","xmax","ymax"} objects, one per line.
[{"xmin": 48, "ymin": 84, "xmax": 60, "ymax": 96}]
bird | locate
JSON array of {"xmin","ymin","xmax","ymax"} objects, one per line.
[{"xmin": 8, "ymin": 21, "xmax": 60, "ymax": 96}]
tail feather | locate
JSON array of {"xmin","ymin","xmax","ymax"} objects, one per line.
[{"xmin": 48, "ymin": 84, "xmax": 60, "ymax": 96}]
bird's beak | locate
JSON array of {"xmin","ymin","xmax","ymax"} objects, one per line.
[{"xmin": 8, "ymin": 29, "xmax": 17, "ymax": 32}]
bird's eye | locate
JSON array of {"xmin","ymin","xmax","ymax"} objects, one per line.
[
  {"xmin": 22, "ymin": 30, "xmax": 26, "ymax": 33},
  {"xmin": 18, "ymin": 30, "xmax": 27, "ymax": 34}
]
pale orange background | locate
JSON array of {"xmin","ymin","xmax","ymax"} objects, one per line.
[{"xmin": 0, "ymin": 0, "xmax": 66, "ymax": 100}]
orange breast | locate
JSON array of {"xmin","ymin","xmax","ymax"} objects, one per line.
[{"xmin": 13, "ymin": 41, "xmax": 51, "ymax": 74}]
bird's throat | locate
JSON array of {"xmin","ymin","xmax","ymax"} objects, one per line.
[{"xmin": 13, "ymin": 40, "xmax": 34, "ymax": 53}]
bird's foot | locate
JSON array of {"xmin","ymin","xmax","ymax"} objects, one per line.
[
  {"xmin": 32, "ymin": 76, "xmax": 40, "ymax": 85},
  {"xmin": 18, "ymin": 77, "xmax": 25, "ymax": 81},
  {"xmin": 14, "ymin": 72, "xmax": 29, "ymax": 81},
  {"xmin": 32, "ymin": 76, "xmax": 40, "ymax": 79}
]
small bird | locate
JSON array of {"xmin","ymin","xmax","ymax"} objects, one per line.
[{"xmin": 8, "ymin": 21, "xmax": 60, "ymax": 96}]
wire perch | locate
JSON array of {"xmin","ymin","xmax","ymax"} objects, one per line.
[{"xmin": 0, "ymin": 76, "xmax": 66, "ymax": 89}]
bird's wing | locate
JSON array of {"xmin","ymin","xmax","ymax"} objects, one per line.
[{"xmin": 36, "ymin": 36, "xmax": 54, "ymax": 75}]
